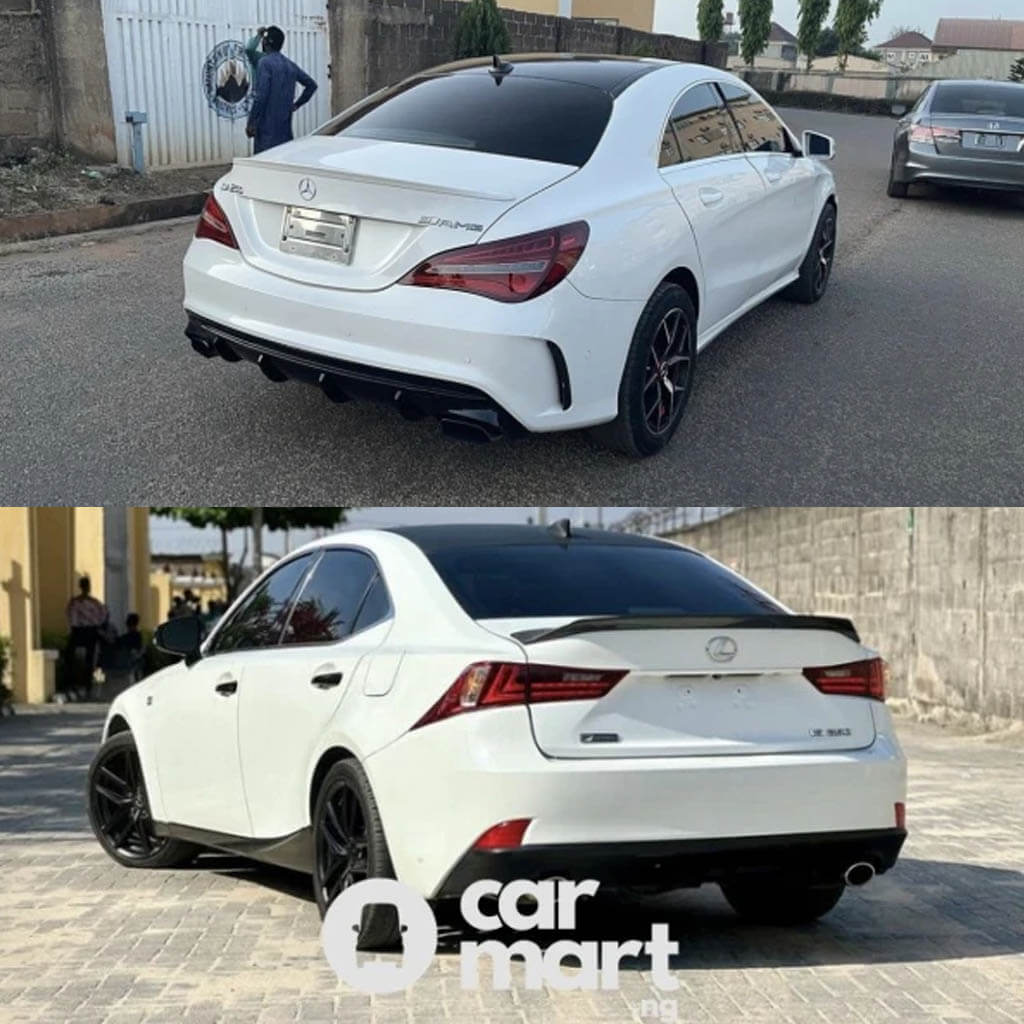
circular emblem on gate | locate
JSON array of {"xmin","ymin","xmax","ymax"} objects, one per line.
[
  {"xmin": 298, "ymin": 177, "xmax": 317, "ymax": 201},
  {"xmin": 202, "ymin": 40, "xmax": 254, "ymax": 120},
  {"xmin": 706, "ymin": 636, "xmax": 738, "ymax": 663}
]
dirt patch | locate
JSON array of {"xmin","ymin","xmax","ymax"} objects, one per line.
[{"xmin": 0, "ymin": 149, "xmax": 228, "ymax": 218}]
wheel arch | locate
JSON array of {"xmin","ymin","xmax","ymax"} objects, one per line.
[
  {"xmin": 105, "ymin": 713, "xmax": 132, "ymax": 740},
  {"xmin": 660, "ymin": 266, "xmax": 700, "ymax": 324},
  {"xmin": 308, "ymin": 746, "xmax": 359, "ymax": 822}
]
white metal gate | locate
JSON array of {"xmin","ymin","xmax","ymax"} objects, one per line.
[{"xmin": 101, "ymin": 0, "xmax": 330, "ymax": 169}]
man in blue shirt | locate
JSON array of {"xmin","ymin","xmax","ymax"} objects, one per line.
[{"xmin": 245, "ymin": 26, "xmax": 318, "ymax": 155}]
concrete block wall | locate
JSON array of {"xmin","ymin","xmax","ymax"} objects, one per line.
[
  {"xmin": 669, "ymin": 507, "xmax": 1024, "ymax": 726},
  {"xmin": 331, "ymin": 0, "xmax": 727, "ymax": 118},
  {"xmin": 0, "ymin": 0, "xmax": 52, "ymax": 159}
]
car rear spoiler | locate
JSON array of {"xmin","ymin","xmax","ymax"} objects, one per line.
[{"xmin": 513, "ymin": 614, "xmax": 861, "ymax": 645}]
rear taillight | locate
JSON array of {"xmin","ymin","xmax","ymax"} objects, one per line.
[
  {"xmin": 473, "ymin": 819, "xmax": 532, "ymax": 850},
  {"xmin": 803, "ymin": 658, "xmax": 887, "ymax": 701},
  {"xmin": 400, "ymin": 221, "xmax": 590, "ymax": 303},
  {"xmin": 895, "ymin": 802, "xmax": 906, "ymax": 830},
  {"xmin": 412, "ymin": 661, "xmax": 626, "ymax": 730},
  {"xmin": 909, "ymin": 124, "xmax": 960, "ymax": 145},
  {"xmin": 195, "ymin": 194, "xmax": 238, "ymax": 249}
]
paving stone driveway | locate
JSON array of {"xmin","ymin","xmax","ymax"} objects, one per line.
[{"xmin": 1, "ymin": 708, "xmax": 1023, "ymax": 1024}]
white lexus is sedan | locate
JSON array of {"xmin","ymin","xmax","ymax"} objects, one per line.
[
  {"xmin": 182, "ymin": 55, "xmax": 838, "ymax": 456},
  {"xmin": 89, "ymin": 525, "xmax": 906, "ymax": 949}
]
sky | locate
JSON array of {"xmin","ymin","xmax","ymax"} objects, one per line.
[{"xmin": 654, "ymin": 1, "xmax": 1024, "ymax": 45}]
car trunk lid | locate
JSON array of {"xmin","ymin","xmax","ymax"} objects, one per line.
[
  {"xmin": 928, "ymin": 114, "xmax": 1024, "ymax": 159},
  {"xmin": 219, "ymin": 135, "xmax": 577, "ymax": 290},
  {"xmin": 485, "ymin": 616, "xmax": 878, "ymax": 759}
]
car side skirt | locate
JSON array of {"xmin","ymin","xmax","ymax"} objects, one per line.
[
  {"xmin": 434, "ymin": 828, "xmax": 907, "ymax": 899},
  {"xmin": 153, "ymin": 822, "xmax": 315, "ymax": 874}
]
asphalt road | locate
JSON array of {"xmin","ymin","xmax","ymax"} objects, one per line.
[{"xmin": 2, "ymin": 108, "xmax": 1023, "ymax": 504}]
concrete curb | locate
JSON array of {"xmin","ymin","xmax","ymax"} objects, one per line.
[{"xmin": 0, "ymin": 191, "xmax": 208, "ymax": 244}]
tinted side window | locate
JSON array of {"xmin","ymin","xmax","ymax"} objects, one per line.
[
  {"xmin": 352, "ymin": 576, "xmax": 391, "ymax": 634},
  {"xmin": 213, "ymin": 555, "xmax": 314, "ymax": 653},
  {"xmin": 719, "ymin": 83, "xmax": 789, "ymax": 153},
  {"xmin": 662, "ymin": 84, "xmax": 742, "ymax": 166},
  {"xmin": 283, "ymin": 550, "xmax": 379, "ymax": 645},
  {"xmin": 319, "ymin": 75, "xmax": 613, "ymax": 167}
]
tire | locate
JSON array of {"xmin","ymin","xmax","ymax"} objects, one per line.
[
  {"xmin": 721, "ymin": 879, "xmax": 846, "ymax": 925},
  {"xmin": 312, "ymin": 759, "xmax": 400, "ymax": 950},
  {"xmin": 87, "ymin": 732, "xmax": 199, "ymax": 869},
  {"xmin": 783, "ymin": 203, "xmax": 837, "ymax": 305},
  {"xmin": 589, "ymin": 282, "xmax": 697, "ymax": 457},
  {"xmin": 887, "ymin": 175, "xmax": 909, "ymax": 199}
]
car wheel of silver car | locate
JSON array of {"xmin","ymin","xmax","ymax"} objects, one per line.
[
  {"xmin": 721, "ymin": 878, "xmax": 846, "ymax": 925},
  {"xmin": 313, "ymin": 759, "xmax": 401, "ymax": 950},
  {"xmin": 87, "ymin": 732, "xmax": 199, "ymax": 869},
  {"xmin": 784, "ymin": 203, "xmax": 838, "ymax": 305},
  {"xmin": 590, "ymin": 282, "xmax": 697, "ymax": 458}
]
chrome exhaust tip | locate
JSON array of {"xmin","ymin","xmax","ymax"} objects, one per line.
[{"xmin": 844, "ymin": 861, "xmax": 876, "ymax": 887}]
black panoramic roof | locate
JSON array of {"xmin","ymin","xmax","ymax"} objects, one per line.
[
  {"xmin": 387, "ymin": 523, "xmax": 676, "ymax": 553},
  {"xmin": 423, "ymin": 53, "xmax": 672, "ymax": 97}
]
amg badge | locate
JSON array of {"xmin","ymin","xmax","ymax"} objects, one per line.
[{"xmin": 418, "ymin": 216, "xmax": 484, "ymax": 232}]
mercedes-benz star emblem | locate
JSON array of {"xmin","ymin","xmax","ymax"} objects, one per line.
[
  {"xmin": 298, "ymin": 177, "xmax": 317, "ymax": 201},
  {"xmin": 706, "ymin": 636, "xmax": 738, "ymax": 663}
]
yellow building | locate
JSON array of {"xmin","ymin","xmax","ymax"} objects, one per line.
[
  {"xmin": 462, "ymin": 0, "xmax": 655, "ymax": 32},
  {"xmin": 0, "ymin": 508, "xmax": 153, "ymax": 703}
]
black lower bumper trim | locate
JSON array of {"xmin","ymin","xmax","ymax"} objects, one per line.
[
  {"xmin": 185, "ymin": 312, "xmax": 532, "ymax": 438},
  {"xmin": 435, "ymin": 828, "xmax": 907, "ymax": 898}
]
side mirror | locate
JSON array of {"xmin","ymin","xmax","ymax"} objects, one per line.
[
  {"xmin": 802, "ymin": 130, "xmax": 836, "ymax": 161},
  {"xmin": 891, "ymin": 103, "xmax": 908, "ymax": 117},
  {"xmin": 154, "ymin": 616, "xmax": 204, "ymax": 663}
]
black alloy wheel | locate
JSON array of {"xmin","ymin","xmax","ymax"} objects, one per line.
[
  {"xmin": 87, "ymin": 732, "xmax": 197, "ymax": 868},
  {"xmin": 642, "ymin": 306, "xmax": 694, "ymax": 438}
]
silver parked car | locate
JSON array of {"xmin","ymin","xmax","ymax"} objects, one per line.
[{"xmin": 888, "ymin": 79, "xmax": 1024, "ymax": 198}]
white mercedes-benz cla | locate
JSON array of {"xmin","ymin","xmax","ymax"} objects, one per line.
[
  {"xmin": 89, "ymin": 525, "xmax": 906, "ymax": 949},
  {"xmin": 182, "ymin": 54, "xmax": 838, "ymax": 456}
]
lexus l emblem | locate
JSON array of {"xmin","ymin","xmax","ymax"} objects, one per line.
[
  {"xmin": 706, "ymin": 636, "xmax": 738, "ymax": 663},
  {"xmin": 298, "ymin": 177, "xmax": 317, "ymax": 201}
]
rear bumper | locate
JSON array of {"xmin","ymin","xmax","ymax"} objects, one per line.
[
  {"xmin": 182, "ymin": 238, "xmax": 643, "ymax": 433},
  {"xmin": 436, "ymin": 827, "xmax": 907, "ymax": 898},
  {"xmin": 898, "ymin": 143, "xmax": 1024, "ymax": 190}
]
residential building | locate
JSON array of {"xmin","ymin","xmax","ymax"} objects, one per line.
[
  {"xmin": 877, "ymin": 30, "xmax": 934, "ymax": 70},
  {"xmin": 932, "ymin": 18, "xmax": 1024, "ymax": 57},
  {"xmin": 0, "ymin": 508, "xmax": 152, "ymax": 703},
  {"xmin": 728, "ymin": 22, "xmax": 799, "ymax": 70}
]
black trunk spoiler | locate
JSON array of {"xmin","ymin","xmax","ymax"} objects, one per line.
[{"xmin": 513, "ymin": 614, "xmax": 861, "ymax": 645}]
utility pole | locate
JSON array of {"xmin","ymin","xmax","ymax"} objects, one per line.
[
  {"xmin": 596, "ymin": 507, "xmax": 604, "ymax": 529},
  {"xmin": 252, "ymin": 507, "xmax": 264, "ymax": 574},
  {"xmin": 538, "ymin": 507, "xmax": 549, "ymax": 526}
]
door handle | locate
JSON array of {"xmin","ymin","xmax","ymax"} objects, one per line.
[
  {"xmin": 699, "ymin": 187, "xmax": 725, "ymax": 207},
  {"xmin": 765, "ymin": 170, "xmax": 784, "ymax": 184},
  {"xmin": 311, "ymin": 671, "xmax": 343, "ymax": 690},
  {"xmin": 215, "ymin": 680, "xmax": 238, "ymax": 696}
]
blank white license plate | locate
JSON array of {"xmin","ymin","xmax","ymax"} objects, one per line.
[
  {"xmin": 972, "ymin": 133, "xmax": 1004, "ymax": 149},
  {"xmin": 281, "ymin": 207, "xmax": 357, "ymax": 265}
]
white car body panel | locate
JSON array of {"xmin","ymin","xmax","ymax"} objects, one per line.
[
  {"xmin": 102, "ymin": 528, "xmax": 905, "ymax": 901},
  {"xmin": 182, "ymin": 60, "xmax": 836, "ymax": 434}
]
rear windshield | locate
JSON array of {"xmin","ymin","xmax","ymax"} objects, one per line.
[
  {"xmin": 318, "ymin": 74, "xmax": 613, "ymax": 167},
  {"xmin": 426, "ymin": 543, "xmax": 784, "ymax": 620},
  {"xmin": 931, "ymin": 83, "xmax": 1024, "ymax": 118}
]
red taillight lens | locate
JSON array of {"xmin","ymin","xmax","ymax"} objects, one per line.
[
  {"xmin": 909, "ymin": 124, "xmax": 959, "ymax": 145},
  {"xmin": 473, "ymin": 818, "xmax": 532, "ymax": 850},
  {"xmin": 412, "ymin": 661, "xmax": 626, "ymax": 729},
  {"xmin": 803, "ymin": 658, "xmax": 887, "ymax": 701},
  {"xmin": 195, "ymin": 194, "xmax": 238, "ymax": 249},
  {"xmin": 895, "ymin": 802, "xmax": 906, "ymax": 830},
  {"xmin": 400, "ymin": 221, "xmax": 590, "ymax": 303},
  {"xmin": 931, "ymin": 125, "xmax": 960, "ymax": 143},
  {"xmin": 909, "ymin": 124, "xmax": 934, "ymax": 144}
]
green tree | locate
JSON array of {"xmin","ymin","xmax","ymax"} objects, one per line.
[
  {"xmin": 453, "ymin": 0, "xmax": 510, "ymax": 60},
  {"xmin": 1010, "ymin": 56, "xmax": 1024, "ymax": 82},
  {"xmin": 797, "ymin": 0, "xmax": 831, "ymax": 70},
  {"xmin": 816, "ymin": 25, "xmax": 840, "ymax": 55},
  {"xmin": 697, "ymin": 0, "xmax": 725, "ymax": 42},
  {"xmin": 738, "ymin": 0, "xmax": 773, "ymax": 67},
  {"xmin": 834, "ymin": 0, "xmax": 883, "ymax": 71},
  {"xmin": 152, "ymin": 508, "xmax": 348, "ymax": 601}
]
